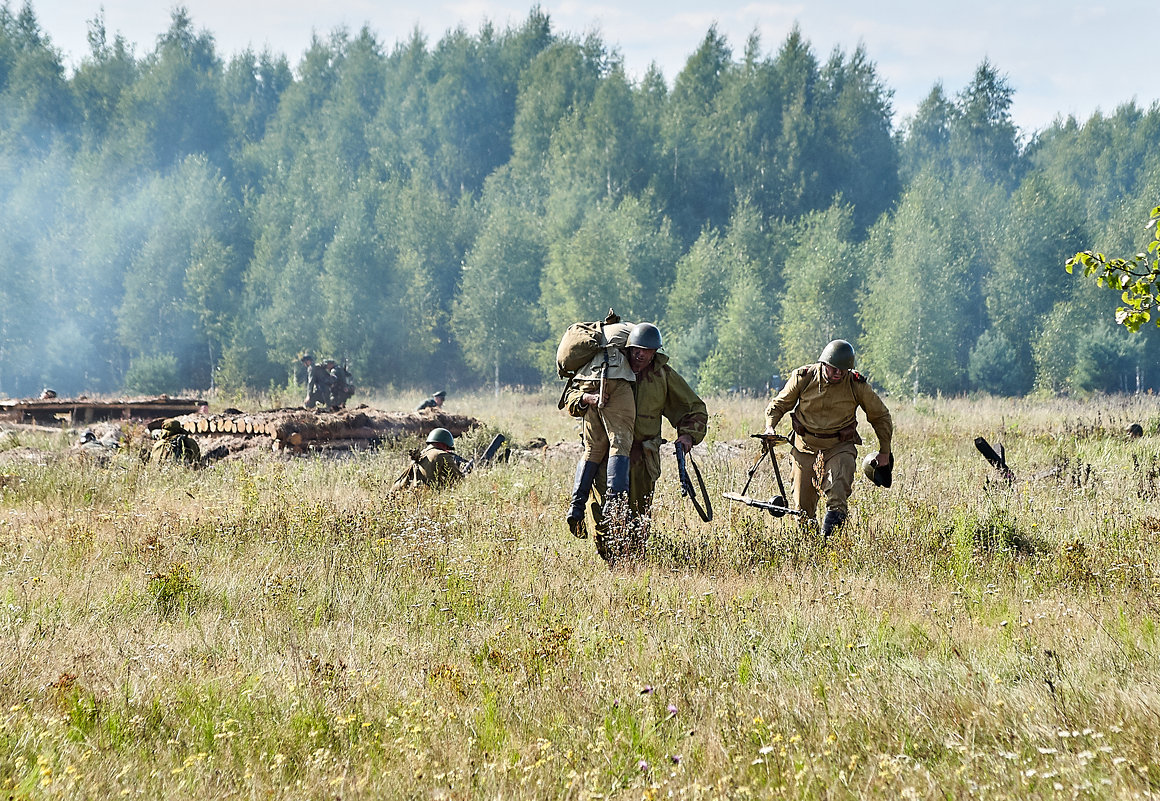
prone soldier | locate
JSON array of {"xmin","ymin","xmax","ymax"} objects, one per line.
[{"xmin": 390, "ymin": 428, "xmax": 468, "ymax": 493}]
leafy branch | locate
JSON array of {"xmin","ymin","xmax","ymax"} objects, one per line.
[{"xmin": 1066, "ymin": 205, "xmax": 1160, "ymax": 332}]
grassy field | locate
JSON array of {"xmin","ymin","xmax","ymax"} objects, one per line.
[{"xmin": 2, "ymin": 388, "xmax": 1159, "ymax": 799}]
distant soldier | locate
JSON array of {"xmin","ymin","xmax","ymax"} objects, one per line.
[
  {"xmin": 328, "ymin": 361, "xmax": 355, "ymax": 409},
  {"xmin": 390, "ymin": 428, "xmax": 467, "ymax": 493},
  {"xmin": 149, "ymin": 419, "xmax": 201, "ymax": 465},
  {"xmin": 763, "ymin": 339, "xmax": 893, "ymax": 538},
  {"xmin": 40, "ymin": 388, "xmax": 57, "ymax": 399},
  {"xmin": 301, "ymin": 353, "xmax": 334, "ymax": 409},
  {"xmin": 415, "ymin": 390, "xmax": 446, "ymax": 412}
]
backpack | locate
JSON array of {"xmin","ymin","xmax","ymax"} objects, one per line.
[{"xmin": 555, "ymin": 309, "xmax": 621, "ymax": 379}]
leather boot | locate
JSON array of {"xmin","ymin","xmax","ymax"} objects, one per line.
[
  {"xmin": 821, "ymin": 509, "xmax": 847, "ymax": 539},
  {"xmin": 566, "ymin": 460, "xmax": 600, "ymax": 538},
  {"xmin": 606, "ymin": 454, "xmax": 630, "ymax": 498}
]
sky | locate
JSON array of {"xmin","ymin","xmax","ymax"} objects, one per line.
[{"xmin": 22, "ymin": 0, "xmax": 1159, "ymax": 134}]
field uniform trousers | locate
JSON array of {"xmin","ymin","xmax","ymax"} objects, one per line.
[
  {"xmin": 789, "ymin": 438, "xmax": 857, "ymax": 520},
  {"xmin": 577, "ymin": 378, "xmax": 636, "ymax": 462}
]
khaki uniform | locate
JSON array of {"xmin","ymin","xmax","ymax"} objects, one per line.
[
  {"xmin": 764, "ymin": 364, "xmax": 892, "ymax": 519},
  {"xmin": 150, "ymin": 431, "xmax": 201, "ymax": 465},
  {"xmin": 572, "ymin": 322, "xmax": 636, "ymax": 462},
  {"xmin": 566, "ymin": 351, "xmax": 708, "ymax": 520},
  {"xmin": 391, "ymin": 444, "xmax": 465, "ymax": 493}
]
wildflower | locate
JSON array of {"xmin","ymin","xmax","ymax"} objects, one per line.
[
  {"xmin": 669, "ymin": 754, "xmax": 681, "ymax": 765},
  {"xmin": 640, "ymin": 685, "xmax": 653, "ymax": 695},
  {"xmin": 638, "ymin": 759, "xmax": 649, "ymax": 771},
  {"xmin": 667, "ymin": 704, "xmax": 678, "ymax": 717}
]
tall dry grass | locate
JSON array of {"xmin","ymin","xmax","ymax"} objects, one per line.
[{"xmin": 1, "ymin": 390, "xmax": 1159, "ymax": 799}]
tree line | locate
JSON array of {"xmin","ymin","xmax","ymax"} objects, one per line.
[{"xmin": 1, "ymin": 2, "xmax": 1157, "ymax": 400}]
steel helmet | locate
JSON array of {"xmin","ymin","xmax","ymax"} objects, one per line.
[
  {"xmin": 426, "ymin": 428, "xmax": 455, "ymax": 448},
  {"xmin": 627, "ymin": 322, "xmax": 663, "ymax": 350},
  {"xmin": 862, "ymin": 453, "xmax": 893, "ymax": 488},
  {"xmin": 819, "ymin": 339, "xmax": 855, "ymax": 370}
]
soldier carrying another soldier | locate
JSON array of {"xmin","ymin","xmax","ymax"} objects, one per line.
[
  {"xmin": 301, "ymin": 353, "xmax": 334, "ymax": 409},
  {"xmin": 564, "ymin": 322, "xmax": 707, "ymax": 565},
  {"xmin": 763, "ymin": 339, "xmax": 892, "ymax": 538},
  {"xmin": 325, "ymin": 359, "xmax": 355, "ymax": 409}
]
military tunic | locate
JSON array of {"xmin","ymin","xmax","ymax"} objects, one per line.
[
  {"xmin": 390, "ymin": 444, "xmax": 465, "ymax": 493},
  {"xmin": 764, "ymin": 363, "xmax": 892, "ymax": 519}
]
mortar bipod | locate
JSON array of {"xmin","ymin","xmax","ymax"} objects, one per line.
[{"xmin": 721, "ymin": 433, "xmax": 808, "ymax": 518}]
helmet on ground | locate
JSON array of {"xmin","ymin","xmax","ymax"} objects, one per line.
[
  {"xmin": 862, "ymin": 453, "xmax": 893, "ymax": 488},
  {"xmin": 819, "ymin": 339, "xmax": 855, "ymax": 370},
  {"xmin": 426, "ymin": 428, "xmax": 454, "ymax": 448},
  {"xmin": 627, "ymin": 322, "xmax": 663, "ymax": 350}
]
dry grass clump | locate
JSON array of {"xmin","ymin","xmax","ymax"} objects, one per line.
[{"xmin": 2, "ymin": 391, "xmax": 1159, "ymax": 798}]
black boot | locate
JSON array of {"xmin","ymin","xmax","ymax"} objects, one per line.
[
  {"xmin": 606, "ymin": 454, "xmax": 630, "ymax": 498},
  {"xmin": 821, "ymin": 509, "xmax": 847, "ymax": 539},
  {"xmin": 566, "ymin": 460, "xmax": 600, "ymax": 538}
]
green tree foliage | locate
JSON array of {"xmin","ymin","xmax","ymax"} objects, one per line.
[
  {"xmin": 116, "ymin": 155, "xmax": 243, "ymax": 388},
  {"xmin": 3, "ymin": 7, "xmax": 1159, "ymax": 398},
  {"xmin": 108, "ymin": 9, "xmax": 228, "ymax": 174},
  {"xmin": 451, "ymin": 204, "xmax": 547, "ymax": 390},
  {"xmin": 778, "ymin": 202, "xmax": 859, "ymax": 373},
  {"xmin": 664, "ymin": 201, "xmax": 780, "ymax": 390},
  {"xmin": 696, "ymin": 270, "xmax": 779, "ymax": 394},
  {"xmin": 967, "ymin": 329, "xmax": 1022, "ymax": 396},
  {"xmin": 859, "ymin": 173, "xmax": 983, "ymax": 396},
  {"xmin": 981, "ymin": 173, "xmax": 1086, "ymax": 393},
  {"xmin": 901, "ymin": 62, "xmax": 1024, "ymax": 191},
  {"xmin": 0, "ymin": 3, "xmax": 77, "ymax": 154},
  {"xmin": 540, "ymin": 196, "xmax": 678, "ymax": 340},
  {"xmin": 1067, "ymin": 206, "xmax": 1160, "ymax": 332},
  {"xmin": 72, "ymin": 12, "xmax": 138, "ymax": 149},
  {"xmin": 950, "ymin": 60, "xmax": 1022, "ymax": 189}
]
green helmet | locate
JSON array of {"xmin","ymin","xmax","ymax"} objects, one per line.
[
  {"xmin": 300, "ymin": 352, "xmax": 314, "ymax": 363},
  {"xmin": 627, "ymin": 322, "xmax": 663, "ymax": 350},
  {"xmin": 819, "ymin": 339, "xmax": 855, "ymax": 370},
  {"xmin": 862, "ymin": 453, "xmax": 893, "ymax": 488},
  {"xmin": 426, "ymin": 428, "xmax": 454, "ymax": 448},
  {"xmin": 161, "ymin": 418, "xmax": 186, "ymax": 434}
]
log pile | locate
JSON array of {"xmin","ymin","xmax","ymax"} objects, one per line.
[{"xmin": 170, "ymin": 406, "xmax": 478, "ymax": 454}]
